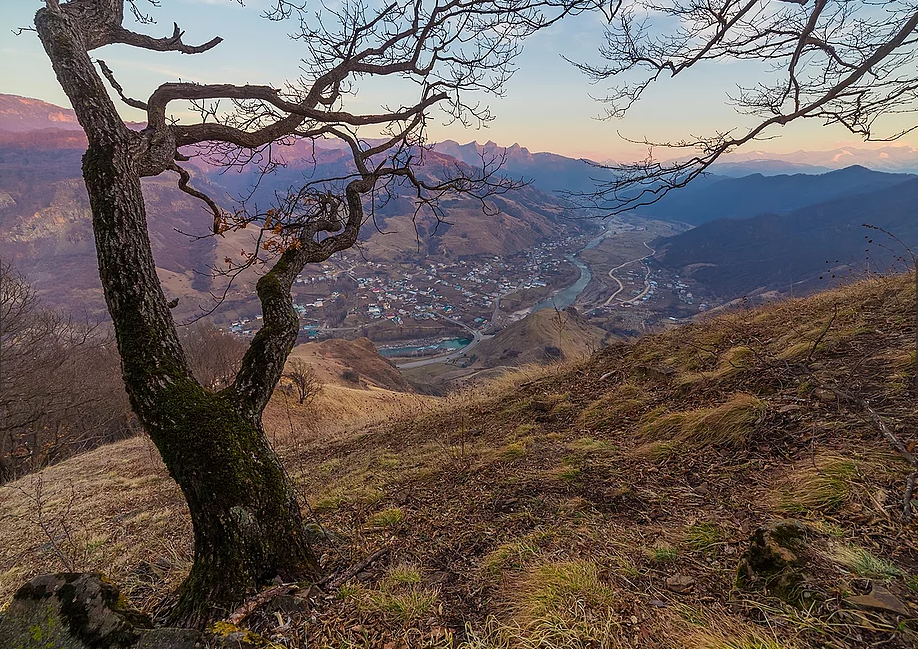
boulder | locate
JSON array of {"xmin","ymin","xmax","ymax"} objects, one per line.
[
  {"xmin": 0, "ymin": 573, "xmax": 278, "ymax": 649},
  {"xmin": 0, "ymin": 573, "xmax": 199, "ymax": 649}
]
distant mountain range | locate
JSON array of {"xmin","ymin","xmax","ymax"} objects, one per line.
[
  {"xmin": 0, "ymin": 94, "xmax": 581, "ymax": 318},
  {"xmin": 4, "ymin": 92, "xmax": 918, "ymax": 316},
  {"xmin": 720, "ymin": 145, "xmax": 918, "ymax": 175},
  {"xmin": 633, "ymin": 165, "xmax": 916, "ymax": 225},
  {"xmin": 655, "ymin": 176, "xmax": 918, "ymax": 299}
]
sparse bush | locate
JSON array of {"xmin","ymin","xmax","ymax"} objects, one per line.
[
  {"xmin": 341, "ymin": 368, "xmax": 361, "ymax": 384},
  {"xmin": 178, "ymin": 321, "xmax": 247, "ymax": 391},
  {"xmin": 0, "ymin": 263, "xmax": 137, "ymax": 483},
  {"xmin": 283, "ymin": 358, "xmax": 324, "ymax": 405}
]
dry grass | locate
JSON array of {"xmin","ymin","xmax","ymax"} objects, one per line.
[
  {"xmin": 639, "ymin": 393, "xmax": 765, "ymax": 448},
  {"xmin": 577, "ymin": 382, "xmax": 647, "ymax": 431},
  {"xmin": 3, "ymin": 273, "xmax": 918, "ymax": 648},
  {"xmin": 773, "ymin": 455, "xmax": 860, "ymax": 514},
  {"xmin": 830, "ymin": 545, "xmax": 903, "ymax": 579}
]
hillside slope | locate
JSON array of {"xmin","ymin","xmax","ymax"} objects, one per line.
[
  {"xmin": 289, "ymin": 337, "xmax": 413, "ymax": 392},
  {"xmin": 2, "ymin": 274, "xmax": 917, "ymax": 648},
  {"xmin": 470, "ymin": 307, "xmax": 612, "ymax": 368}
]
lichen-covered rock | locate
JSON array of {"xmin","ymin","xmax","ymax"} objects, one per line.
[
  {"xmin": 136, "ymin": 628, "xmax": 201, "ymax": 649},
  {"xmin": 735, "ymin": 520, "xmax": 816, "ymax": 606},
  {"xmin": 0, "ymin": 573, "xmax": 201, "ymax": 649},
  {"xmin": 0, "ymin": 573, "xmax": 150, "ymax": 649}
]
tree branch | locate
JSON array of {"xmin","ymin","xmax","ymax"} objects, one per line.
[{"xmin": 109, "ymin": 22, "xmax": 222, "ymax": 54}]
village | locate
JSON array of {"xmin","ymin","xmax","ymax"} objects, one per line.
[{"xmin": 226, "ymin": 234, "xmax": 589, "ymax": 339}]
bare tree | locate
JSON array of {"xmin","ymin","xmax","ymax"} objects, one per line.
[
  {"xmin": 179, "ymin": 322, "xmax": 247, "ymax": 392},
  {"xmin": 569, "ymin": 1, "xmax": 918, "ymax": 211},
  {"xmin": 284, "ymin": 358, "xmax": 323, "ymax": 406},
  {"xmin": 0, "ymin": 263, "xmax": 135, "ymax": 484},
  {"xmin": 33, "ymin": 0, "xmax": 592, "ymax": 625}
]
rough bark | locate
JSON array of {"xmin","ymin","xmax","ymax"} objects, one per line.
[{"xmin": 35, "ymin": 3, "xmax": 318, "ymax": 627}]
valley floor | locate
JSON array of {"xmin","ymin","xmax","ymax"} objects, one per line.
[{"xmin": 2, "ymin": 273, "xmax": 918, "ymax": 648}]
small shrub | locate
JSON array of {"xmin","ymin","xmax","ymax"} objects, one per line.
[
  {"xmin": 368, "ymin": 507, "xmax": 404, "ymax": 527},
  {"xmin": 341, "ymin": 368, "xmax": 360, "ymax": 383}
]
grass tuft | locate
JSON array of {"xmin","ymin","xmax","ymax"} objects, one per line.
[
  {"xmin": 775, "ymin": 456, "xmax": 858, "ymax": 513},
  {"xmin": 831, "ymin": 545, "xmax": 903, "ymax": 579},
  {"xmin": 367, "ymin": 507, "xmax": 404, "ymax": 527},
  {"xmin": 684, "ymin": 522, "xmax": 724, "ymax": 552},
  {"xmin": 639, "ymin": 393, "xmax": 765, "ymax": 448},
  {"xmin": 515, "ymin": 560, "xmax": 615, "ymax": 622},
  {"xmin": 648, "ymin": 544, "xmax": 679, "ymax": 563}
]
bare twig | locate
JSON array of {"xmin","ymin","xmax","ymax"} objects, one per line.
[
  {"xmin": 808, "ymin": 303, "xmax": 838, "ymax": 362},
  {"xmin": 319, "ymin": 546, "xmax": 390, "ymax": 590}
]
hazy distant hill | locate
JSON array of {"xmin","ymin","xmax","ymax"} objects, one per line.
[
  {"xmin": 0, "ymin": 95, "xmax": 80, "ymax": 133},
  {"xmin": 723, "ymin": 144, "xmax": 918, "ymax": 174},
  {"xmin": 634, "ymin": 165, "xmax": 914, "ymax": 225},
  {"xmin": 709, "ymin": 159, "xmax": 833, "ymax": 177},
  {"xmin": 655, "ymin": 176, "xmax": 918, "ymax": 299}
]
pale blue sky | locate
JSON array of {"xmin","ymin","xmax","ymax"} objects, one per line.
[{"xmin": 2, "ymin": 0, "xmax": 912, "ymax": 160}]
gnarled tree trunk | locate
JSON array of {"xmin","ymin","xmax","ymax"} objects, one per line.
[{"xmin": 35, "ymin": 3, "xmax": 318, "ymax": 627}]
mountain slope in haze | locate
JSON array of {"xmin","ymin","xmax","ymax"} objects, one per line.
[
  {"xmin": 635, "ymin": 165, "xmax": 914, "ymax": 225},
  {"xmin": 709, "ymin": 159, "xmax": 833, "ymax": 177},
  {"xmin": 194, "ymin": 143, "xmax": 580, "ymax": 263},
  {"xmin": 0, "ymin": 94, "xmax": 581, "ymax": 317},
  {"xmin": 656, "ymin": 176, "xmax": 918, "ymax": 299},
  {"xmin": 0, "ymin": 94, "xmax": 80, "ymax": 133}
]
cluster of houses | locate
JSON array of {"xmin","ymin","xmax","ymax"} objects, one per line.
[{"xmin": 225, "ymin": 234, "xmax": 586, "ymax": 336}]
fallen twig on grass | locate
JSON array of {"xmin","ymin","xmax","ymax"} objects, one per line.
[
  {"xmin": 829, "ymin": 387, "xmax": 918, "ymax": 522},
  {"xmin": 318, "ymin": 547, "xmax": 390, "ymax": 591},
  {"xmin": 227, "ymin": 584, "xmax": 298, "ymax": 625}
]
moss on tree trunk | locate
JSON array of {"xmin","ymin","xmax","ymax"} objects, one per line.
[{"xmin": 150, "ymin": 379, "xmax": 318, "ymax": 626}]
